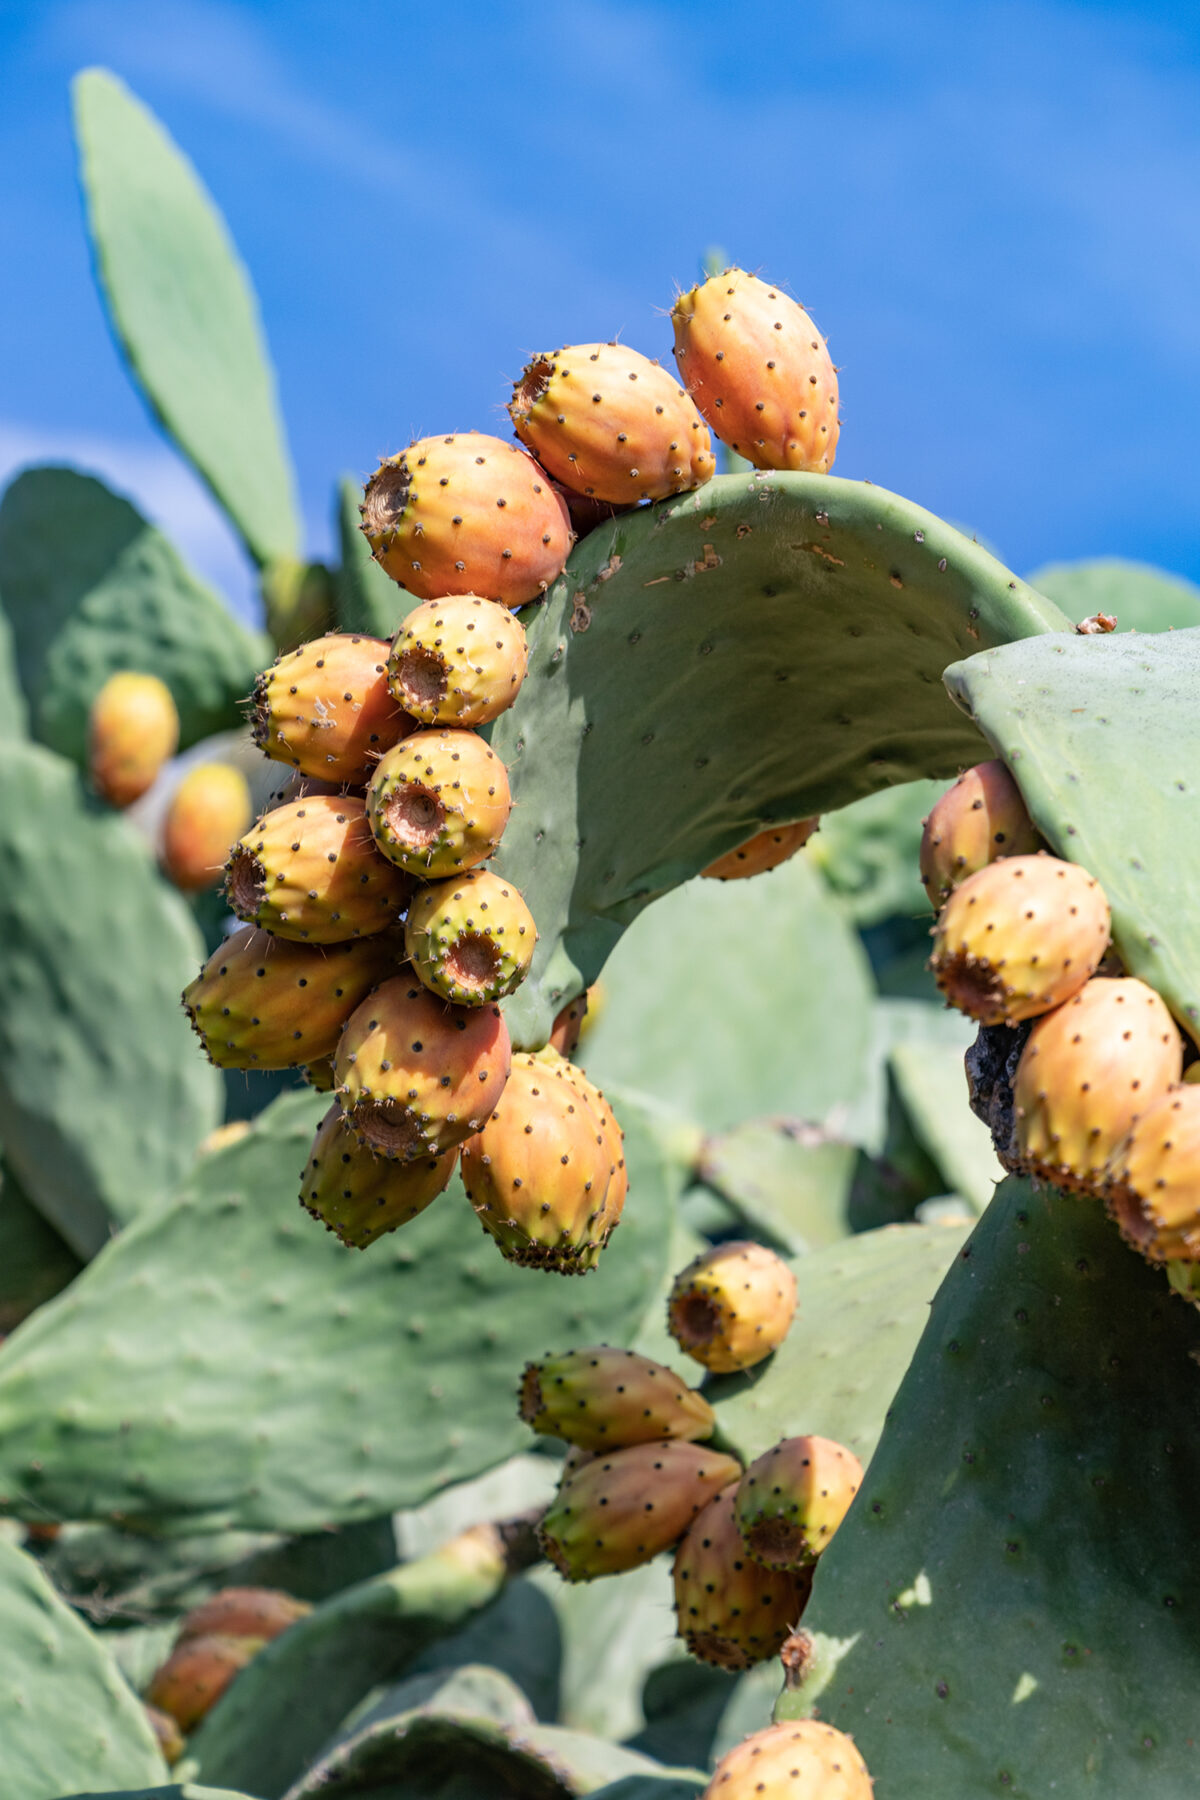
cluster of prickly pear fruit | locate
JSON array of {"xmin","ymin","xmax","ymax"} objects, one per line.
[
  {"xmin": 925, "ymin": 760, "xmax": 1200, "ymax": 1283},
  {"xmin": 144, "ymin": 1585, "xmax": 308, "ymax": 1749}
]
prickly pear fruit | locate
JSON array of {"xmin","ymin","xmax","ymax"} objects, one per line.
[
  {"xmin": 702, "ymin": 1720, "xmax": 873, "ymax": 1799},
  {"xmin": 177, "ymin": 1586, "xmax": 310, "ymax": 1643},
  {"xmin": 183, "ymin": 925, "xmax": 396, "ymax": 1070},
  {"xmin": 144, "ymin": 1703, "xmax": 185, "ymax": 1764},
  {"xmin": 668, "ymin": 1241, "xmax": 797, "ymax": 1373},
  {"xmin": 674, "ymin": 1483, "xmax": 811, "ymax": 1670},
  {"xmin": 145, "ymin": 1632, "xmax": 260, "ymax": 1732},
  {"xmin": 335, "ymin": 970, "xmax": 511, "ymax": 1160},
  {"xmin": 367, "ymin": 728, "xmax": 511, "ymax": 878},
  {"xmin": 1014, "ymin": 977, "xmax": 1182, "ymax": 1193},
  {"xmin": 702, "ymin": 819, "xmax": 819, "ymax": 881},
  {"xmin": 226, "ymin": 794, "xmax": 411, "ymax": 943},
  {"xmin": 301, "ymin": 1104, "xmax": 457, "ymax": 1248},
  {"xmin": 361, "ymin": 432, "xmax": 573, "ymax": 608},
  {"xmin": 252, "ymin": 633, "xmax": 415, "ymax": 784},
  {"xmin": 538, "ymin": 1439, "xmax": 742, "ymax": 1580},
  {"xmin": 88, "ymin": 671, "xmax": 179, "ymax": 807},
  {"xmin": 388, "ymin": 594, "xmax": 529, "ymax": 727},
  {"xmin": 519, "ymin": 1346, "xmax": 715, "ymax": 1450},
  {"xmin": 920, "ymin": 760, "xmax": 1043, "ymax": 909},
  {"xmin": 671, "ymin": 268, "xmax": 840, "ymax": 474},
  {"xmin": 509, "ymin": 341, "xmax": 715, "ymax": 504},
  {"xmin": 930, "ymin": 854, "xmax": 1111, "ymax": 1025},
  {"xmin": 161, "ymin": 762, "xmax": 253, "ymax": 891},
  {"xmin": 461, "ymin": 1051, "xmax": 625, "ymax": 1273},
  {"xmin": 301, "ymin": 1054, "xmax": 337, "ymax": 1092},
  {"xmin": 1106, "ymin": 1086, "xmax": 1200, "ymax": 1261},
  {"xmin": 735, "ymin": 1435, "xmax": 864, "ymax": 1570},
  {"xmin": 549, "ymin": 990, "xmax": 589, "ymax": 1056},
  {"xmin": 405, "ymin": 868, "xmax": 536, "ymax": 1006},
  {"xmin": 556, "ymin": 1055, "xmax": 628, "ymax": 1216}
]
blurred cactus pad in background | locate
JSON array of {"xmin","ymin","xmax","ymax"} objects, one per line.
[{"xmin": 2, "ymin": 60, "xmax": 1200, "ymax": 1800}]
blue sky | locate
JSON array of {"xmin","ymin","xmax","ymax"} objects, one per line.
[{"xmin": 0, "ymin": 0, "xmax": 1198, "ymax": 621}]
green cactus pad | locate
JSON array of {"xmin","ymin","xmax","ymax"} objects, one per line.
[
  {"xmin": 945, "ymin": 627, "xmax": 1200, "ymax": 1043},
  {"xmin": 578, "ymin": 854, "xmax": 875, "ymax": 1134},
  {"xmin": 708, "ymin": 1220, "xmax": 969, "ymax": 1467},
  {"xmin": 808, "ymin": 778, "xmax": 941, "ymax": 928},
  {"xmin": 786, "ymin": 1178, "xmax": 1200, "ymax": 1795},
  {"xmin": 0, "ymin": 742, "xmax": 220, "ymax": 1256},
  {"xmin": 490, "ymin": 471, "xmax": 1067, "ymax": 1045},
  {"xmin": 1028, "ymin": 557, "xmax": 1200, "ymax": 633},
  {"xmin": 0, "ymin": 1085, "xmax": 678, "ymax": 1532},
  {"xmin": 697, "ymin": 1122, "xmax": 857, "ymax": 1255},
  {"xmin": 0, "ymin": 1533, "xmax": 167, "ymax": 1799},
  {"xmin": 62, "ymin": 1790, "xmax": 256, "ymax": 1800},
  {"xmin": 0, "ymin": 469, "xmax": 269, "ymax": 767},
  {"xmin": 72, "ymin": 70, "xmax": 299, "ymax": 567},
  {"xmin": 0, "ymin": 1160, "xmax": 82, "ymax": 1331}
]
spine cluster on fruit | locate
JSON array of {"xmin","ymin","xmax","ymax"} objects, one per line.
[{"xmin": 923, "ymin": 760, "xmax": 1200, "ymax": 1286}]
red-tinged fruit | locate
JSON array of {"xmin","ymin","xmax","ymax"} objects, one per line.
[
  {"xmin": 461, "ymin": 1051, "xmax": 624, "ymax": 1273},
  {"xmin": 161, "ymin": 762, "xmax": 253, "ymax": 891},
  {"xmin": 930, "ymin": 854, "xmax": 1111, "ymax": 1025},
  {"xmin": 702, "ymin": 1720, "xmax": 873, "ymax": 1799},
  {"xmin": 669, "ymin": 1241, "xmax": 797, "ymax": 1374},
  {"xmin": 702, "ymin": 818, "xmax": 819, "ymax": 881},
  {"xmin": 226, "ymin": 795, "xmax": 411, "ymax": 942},
  {"xmin": 1014, "ymin": 977, "xmax": 1182, "ymax": 1193},
  {"xmin": 301, "ymin": 1104, "xmax": 457, "ymax": 1248},
  {"xmin": 920, "ymin": 759, "xmax": 1043, "ymax": 909},
  {"xmin": 1106, "ymin": 1086, "xmax": 1200, "ymax": 1261},
  {"xmin": 145, "ymin": 1633, "xmax": 260, "ymax": 1733},
  {"xmin": 183, "ymin": 925, "xmax": 397, "ymax": 1070},
  {"xmin": 672, "ymin": 268, "xmax": 840, "ymax": 474},
  {"xmin": 735, "ymin": 1435, "xmax": 864, "ymax": 1570},
  {"xmin": 361, "ymin": 432, "xmax": 572, "ymax": 608},
  {"xmin": 674, "ymin": 1483, "xmax": 811, "ymax": 1670},
  {"xmin": 88, "ymin": 671, "xmax": 179, "ymax": 808},
  {"xmin": 509, "ymin": 341, "xmax": 715, "ymax": 504},
  {"xmin": 549, "ymin": 991, "xmax": 589, "ymax": 1056},
  {"xmin": 405, "ymin": 868, "xmax": 536, "ymax": 1006},
  {"xmin": 177, "ymin": 1586, "xmax": 310, "ymax": 1644},
  {"xmin": 538, "ymin": 1439, "xmax": 742, "ymax": 1581},
  {"xmin": 367, "ymin": 728, "xmax": 511, "ymax": 878},
  {"xmin": 335, "ymin": 970, "xmax": 511, "ymax": 1160},
  {"xmin": 252, "ymin": 633, "xmax": 415, "ymax": 783},
  {"xmin": 520, "ymin": 1345, "xmax": 715, "ymax": 1450},
  {"xmin": 388, "ymin": 594, "xmax": 528, "ymax": 727}
]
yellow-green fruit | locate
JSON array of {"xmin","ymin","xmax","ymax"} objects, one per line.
[
  {"xmin": 88, "ymin": 671, "xmax": 179, "ymax": 807},
  {"xmin": 1014, "ymin": 977, "xmax": 1182, "ymax": 1194},
  {"xmin": 335, "ymin": 970, "xmax": 511, "ymax": 1160},
  {"xmin": 388, "ymin": 594, "xmax": 528, "ymax": 727},
  {"xmin": 183, "ymin": 925, "xmax": 396, "ymax": 1070},
  {"xmin": 538, "ymin": 1440, "xmax": 742, "ymax": 1581},
  {"xmin": 161, "ymin": 762, "xmax": 253, "ymax": 891},
  {"xmin": 735, "ymin": 1435, "xmax": 864, "ymax": 1569},
  {"xmin": 702, "ymin": 819, "xmax": 819, "ymax": 881},
  {"xmin": 509, "ymin": 341, "xmax": 715, "ymax": 504},
  {"xmin": 361, "ymin": 432, "xmax": 573, "ymax": 608},
  {"xmin": 919, "ymin": 759, "xmax": 1043, "ymax": 909},
  {"xmin": 702, "ymin": 1720, "xmax": 873, "ymax": 1798},
  {"xmin": 144, "ymin": 1704, "xmax": 185, "ymax": 1765},
  {"xmin": 930, "ymin": 854, "xmax": 1111, "ymax": 1026},
  {"xmin": 301, "ymin": 1104, "xmax": 457, "ymax": 1248},
  {"xmin": 406, "ymin": 869, "xmax": 536, "ymax": 1007},
  {"xmin": 1106, "ymin": 1086, "xmax": 1200, "ymax": 1261},
  {"xmin": 367, "ymin": 728, "xmax": 512, "ymax": 878},
  {"xmin": 674, "ymin": 1483, "xmax": 811, "ymax": 1670},
  {"xmin": 668, "ymin": 1241, "xmax": 797, "ymax": 1374},
  {"xmin": 252, "ymin": 632, "xmax": 415, "ymax": 783},
  {"xmin": 226, "ymin": 795, "xmax": 411, "ymax": 942},
  {"xmin": 519, "ymin": 1346, "xmax": 715, "ymax": 1450},
  {"xmin": 672, "ymin": 268, "xmax": 840, "ymax": 474}
]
